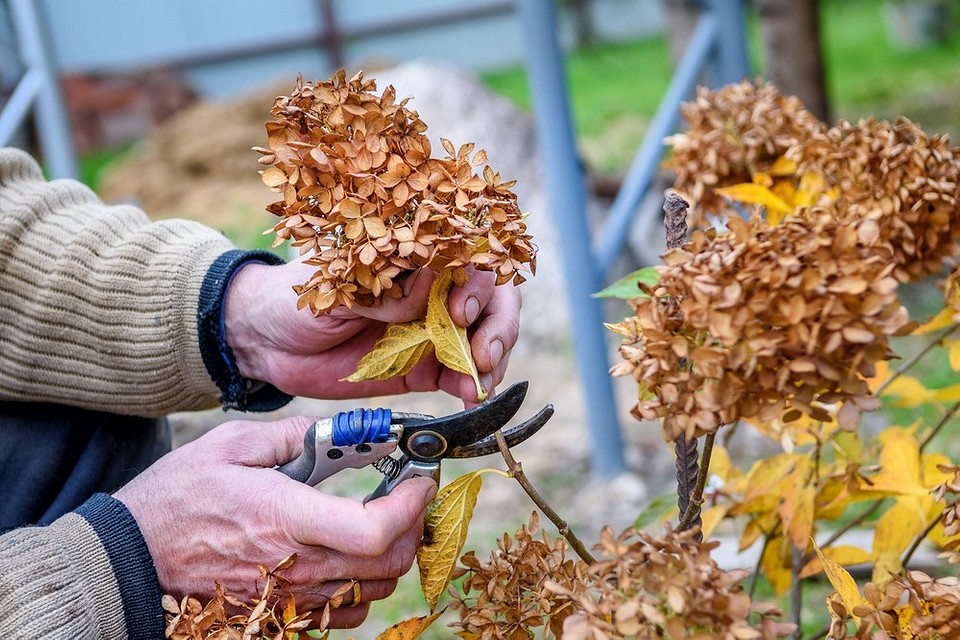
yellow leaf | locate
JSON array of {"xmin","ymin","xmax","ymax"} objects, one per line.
[
  {"xmin": 931, "ymin": 383, "xmax": 960, "ymax": 403},
  {"xmin": 760, "ymin": 535, "xmax": 793, "ymax": 596},
  {"xmin": 949, "ymin": 339, "xmax": 960, "ymax": 372},
  {"xmin": 912, "ymin": 307, "xmax": 955, "ymax": 335},
  {"xmin": 343, "ymin": 321, "xmax": 433, "ymax": 382},
  {"xmin": 879, "ymin": 375, "xmax": 933, "ymax": 409},
  {"xmin": 815, "ymin": 541, "xmax": 867, "ymax": 622},
  {"xmin": 740, "ymin": 453, "xmax": 800, "ymax": 507},
  {"xmin": 864, "ymin": 428, "xmax": 926, "ymax": 497},
  {"xmin": 795, "ymin": 171, "xmax": 827, "ymax": 207},
  {"xmin": 282, "ymin": 594, "xmax": 297, "ymax": 623},
  {"xmin": 715, "ymin": 183, "xmax": 792, "ymax": 218},
  {"xmin": 872, "ymin": 500, "xmax": 923, "ymax": 585},
  {"xmin": 375, "ymin": 610, "xmax": 445, "ymax": 640},
  {"xmin": 781, "ymin": 481, "xmax": 815, "ymax": 550},
  {"xmin": 426, "ymin": 269, "xmax": 486, "ymax": 400},
  {"xmin": 769, "ymin": 155, "xmax": 797, "ymax": 176},
  {"xmin": 800, "ymin": 545, "xmax": 870, "ymax": 579},
  {"xmin": 417, "ymin": 469, "xmax": 507, "ymax": 610},
  {"xmin": 700, "ymin": 504, "xmax": 728, "ymax": 540}
]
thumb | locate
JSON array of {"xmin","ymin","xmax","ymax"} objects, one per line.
[
  {"xmin": 209, "ymin": 416, "xmax": 317, "ymax": 468},
  {"xmin": 350, "ymin": 268, "xmax": 437, "ymax": 324}
]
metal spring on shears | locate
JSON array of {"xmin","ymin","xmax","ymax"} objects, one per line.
[{"xmin": 372, "ymin": 455, "xmax": 403, "ymax": 480}]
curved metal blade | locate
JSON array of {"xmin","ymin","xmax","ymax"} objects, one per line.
[
  {"xmin": 393, "ymin": 380, "xmax": 529, "ymax": 460},
  {"xmin": 447, "ymin": 403, "xmax": 554, "ymax": 458}
]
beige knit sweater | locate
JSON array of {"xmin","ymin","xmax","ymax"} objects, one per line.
[
  {"xmin": 0, "ymin": 147, "xmax": 238, "ymax": 638},
  {"xmin": 0, "ymin": 147, "xmax": 235, "ymax": 415}
]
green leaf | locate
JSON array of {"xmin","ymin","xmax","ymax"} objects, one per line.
[
  {"xmin": 594, "ymin": 267, "xmax": 659, "ymax": 299},
  {"xmin": 633, "ymin": 492, "xmax": 679, "ymax": 529}
]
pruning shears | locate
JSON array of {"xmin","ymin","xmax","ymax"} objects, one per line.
[{"xmin": 278, "ymin": 381, "xmax": 552, "ymax": 500}]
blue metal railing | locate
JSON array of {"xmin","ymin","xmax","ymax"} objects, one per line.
[
  {"xmin": 0, "ymin": 0, "xmax": 76, "ymax": 179},
  {"xmin": 518, "ymin": 0, "xmax": 750, "ymax": 477}
]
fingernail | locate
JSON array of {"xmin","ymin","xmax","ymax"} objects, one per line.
[
  {"xmin": 464, "ymin": 296, "xmax": 480, "ymax": 325},
  {"xmin": 480, "ymin": 373, "xmax": 494, "ymax": 395},
  {"xmin": 489, "ymin": 339, "xmax": 504, "ymax": 369}
]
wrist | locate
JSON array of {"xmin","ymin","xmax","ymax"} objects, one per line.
[
  {"xmin": 224, "ymin": 261, "xmax": 272, "ymax": 381},
  {"xmin": 198, "ymin": 250, "xmax": 292, "ymax": 411}
]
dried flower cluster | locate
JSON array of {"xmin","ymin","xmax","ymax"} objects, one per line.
[
  {"xmin": 611, "ymin": 211, "xmax": 907, "ymax": 439},
  {"xmin": 560, "ymin": 527, "xmax": 794, "ymax": 639},
  {"xmin": 162, "ymin": 554, "xmax": 344, "ymax": 639},
  {"xmin": 615, "ymin": 82, "xmax": 960, "ymax": 438},
  {"xmin": 827, "ymin": 571, "xmax": 960, "ymax": 639},
  {"xmin": 449, "ymin": 518, "xmax": 791, "ymax": 639},
  {"xmin": 794, "ymin": 117, "xmax": 960, "ymax": 282},
  {"xmin": 449, "ymin": 512, "xmax": 588, "ymax": 639},
  {"xmin": 255, "ymin": 70, "xmax": 535, "ymax": 314},
  {"xmin": 665, "ymin": 80, "xmax": 825, "ymax": 222}
]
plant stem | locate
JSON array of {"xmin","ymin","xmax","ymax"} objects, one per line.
[
  {"xmin": 676, "ymin": 432, "xmax": 717, "ymax": 534},
  {"xmin": 874, "ymin": 324, "xmax": 960, "ymax": 397},
  {"xmin": 748, "ymin": 533, "xmax": 773, "ymax": 598},
  {"xmin": 674, "ymin": 435, "xmax": 701, "ymax": 536},
  {"xmin": 920, "ymin": 399, "xmax": 960, "ymax": 452},
  {"xmin": 789, "ymin": 545, "xmax": 803, "ymax": 640},
  {"xmin": 902, "ymin": 514, "xmax": 941, "ymax": 569},
  {"xmin": 664, "ymin": 193, "xmax": 701, "ymax": 539},
  {"xmin": 802, "ymin": 501, "xmax": 884, "ymax": 566},
  {"xmin": 493, "ymin": 430, "xmax": 597, "ymax": 565}
]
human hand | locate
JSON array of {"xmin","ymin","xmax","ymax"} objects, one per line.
[
  {"xmin": 114, "ymin": 416, "xmax": 437, "ymax": 628},
  {"xmin": 224, "ymin": 260, "xmax": 521, "ymax": 405}
]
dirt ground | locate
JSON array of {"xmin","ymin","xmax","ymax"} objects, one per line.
[{"xmin": 101, "ymin": 61, "xmax": 679, "ymax": 636}]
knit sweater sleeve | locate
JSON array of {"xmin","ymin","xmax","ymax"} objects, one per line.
[
  {"xmin": 0, "ymin": 147, "xmax": 249, "ymax": 416},
  {"xmin": 0, "ymin": 494, "xmax": 164, "ymax": 639}
]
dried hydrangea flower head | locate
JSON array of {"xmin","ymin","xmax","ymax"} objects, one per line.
[
  {"xmin": 615, "ymin": 81, "xmax": 960, "ymax": 440},
  {"xmin": 255, "ymin": 70, "xmax": 536, "ymax": 315},
  {"xmin": 611, "ymin": 212, "xmax": 907, "ymax": 440},
  {"xmin": 795, "ymin": 116, "xmax": 960, "ymax": 282},
  {"xmin": 665, "ymin": 80, "xmax": 825, "ymax": 225}
]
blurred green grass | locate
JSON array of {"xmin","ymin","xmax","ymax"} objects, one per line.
[{"xmin": 480, "ymin": 0, "xmax": 960, "ymax": 174}]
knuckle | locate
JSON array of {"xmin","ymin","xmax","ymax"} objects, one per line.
[{"xmin": 356, "ymin": 524, "xmax": 392, "ymax": 557}]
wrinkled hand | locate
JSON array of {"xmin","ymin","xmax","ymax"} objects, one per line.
[
  {"xmin": 114, "ymin": 417, "xmax": 436, "ymax": 628},
  {"xmin": 224, "ymin": 260, "xmax": 521, "ymax": 405}
]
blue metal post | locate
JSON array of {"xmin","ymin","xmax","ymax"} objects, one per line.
[
  {"xmin": 705, "ymin": 0, "xmax": 750, "ymax": 85},
  {"xmin": 8, "ymin": 0, "xmax": 77, "ymax": 179},
  {"xmin": 518, "ymin": 0, "xmax": 626, "ymax": 477},
  {"xmin": 593, "ymin": 12, "xmax": 718, "ymax": 274}
]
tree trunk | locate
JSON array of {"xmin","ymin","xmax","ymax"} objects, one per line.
[
  {"xmin": 568, "ymin": 0, "xmax": 596, "ymax": 47},
  {"xmin": 754, "ymin": 0, "xmax": 830, "ymax": 122}
]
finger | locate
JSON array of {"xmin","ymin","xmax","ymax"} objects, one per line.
[
  {"xmin": 438, "ymin": 369, "xmax": 491, "ymax": 407},
  {"xmin": 447, "ymin": 268, "xmax": 496, "ymax": 327},
  {"xmin": 200, "ymin": 416, "xmax": 317, "ymax": 467},
  {"xmin": 284, "ymin": 477, "xmax": 436, "ymax": 553},
  {"xmin": 324, "ymin": 602, "xmax": 371, "ymax": 629},
  {"xmin": 351, "ymin": 269, "xmax": 437, "ymax": 324},
  {"xmin": 285, "ymin": 507, "xmax": 426, "ymax": 583},
  {"xmin": 294, "ymin": 577, "xmax": 399, "ymax": 607},
  {"xmin": 469, "ymin": 283, "xmax": 521, "ymax": 373}
]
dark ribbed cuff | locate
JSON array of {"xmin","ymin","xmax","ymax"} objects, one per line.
[
  {"xmin": 197, "ymin": 249, "xmax": 293, "ymax": 411},
  {"xmin": 76, "ymin": 494, "xmax": 164, "ymax": 640}
]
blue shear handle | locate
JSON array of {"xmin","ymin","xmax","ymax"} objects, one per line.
[{"xmin": 332, "ymin": 408, "xmax": 392, "ymax": 446}]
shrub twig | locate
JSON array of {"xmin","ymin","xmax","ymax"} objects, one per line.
[{"xmin": 493, "ymin": 430, "xmax": 596, "ymax": 564}]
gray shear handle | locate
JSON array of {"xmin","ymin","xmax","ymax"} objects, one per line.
[{"xmin": 277, "ymin": 424, "xmax": 317, "ymax": 483}]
